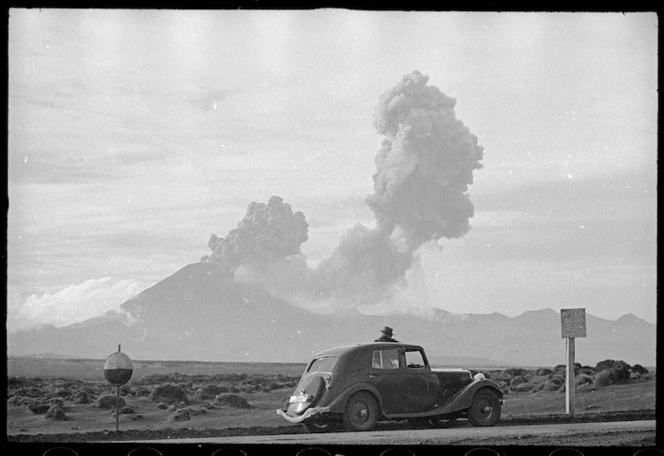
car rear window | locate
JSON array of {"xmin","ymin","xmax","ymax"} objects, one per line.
[{"xmin": 307, "ymin": 355, "xmax": 338, "ymax": 373}]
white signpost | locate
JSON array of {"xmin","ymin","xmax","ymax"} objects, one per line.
[{"xmin": 560, "ymin": 308, "xmax": 586, "ymax": 416}]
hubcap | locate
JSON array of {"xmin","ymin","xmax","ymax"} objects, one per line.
[
  {"xmin": 478, "ymin": 399, "xmax": 493, "ymax": 418},
  {"xmin": 354, "ymin": 403, "xmax": 369, "ymax": 423}
]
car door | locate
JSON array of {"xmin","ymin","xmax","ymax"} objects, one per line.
[
  {"xmin": 367, "ymin": 347, "xmax": 405, "ymax": 414},
  {"xmin": 402, "ymin": 348, "xmax": 438, "ymax": 413}
]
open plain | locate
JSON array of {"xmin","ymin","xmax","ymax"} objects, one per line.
[{"xmin": 6, "ymin": 356, "xmax": 656, "ymax": 445}]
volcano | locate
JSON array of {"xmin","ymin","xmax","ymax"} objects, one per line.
[{"xmin": 7, "ymin": 263, "xmax": 656, "ymax": 367}]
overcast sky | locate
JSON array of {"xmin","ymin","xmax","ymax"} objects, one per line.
[{"xmin": 7, "ymin": 10, "xmax": 657, "ymax": 332}]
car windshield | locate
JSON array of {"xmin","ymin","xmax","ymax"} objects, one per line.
[{"xmin": 307, "ymin": 355, "xmax": 338, "ymax": 373}]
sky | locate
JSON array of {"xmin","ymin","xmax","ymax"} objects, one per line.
[{"xmin": 7, "ymin": 10, "xmax": 658, "ymax": 333}]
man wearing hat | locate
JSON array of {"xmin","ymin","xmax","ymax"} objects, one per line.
[{"xmin": 375, "ymin": 326, "xmax": 399, "ymax": 342}]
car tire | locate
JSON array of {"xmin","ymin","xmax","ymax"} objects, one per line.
[
  {"xmin": 343, "ymin": 392, "xmax": 379, "ymax": 431},
  {"xmin": 468, "ymin": 388, "xmax": 501, "ymax": 427},
  {"xmin": 303, "ymin": 420, "xmax": 337, "ymax": 433}
]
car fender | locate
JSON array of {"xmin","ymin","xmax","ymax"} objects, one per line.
[
  {"xmin": 324, "ymin": 382, "xmax": 384, "ymax": 415},
  {"xmin": 439, "ymin": 379, "xmax": 503, "ymax": 415}
]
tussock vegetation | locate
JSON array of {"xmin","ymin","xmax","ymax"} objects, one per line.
[
  {"xmin": 213, "ymin": 394, "xmax": 253, "ymax": 409},
  {"xmin": 6, "ymin": 359, "xmax": 654, "ymax": 437},
  {"xmin": 483, "ymin": 359, "xmax": 653, "ymax": 394},
  {"xmin": 149, "ymin": 383, "xmax": 188, "ymax": 405},
  {"xmin": 96, "ymin": 394, "xmax": 126, "ymax": 409}
]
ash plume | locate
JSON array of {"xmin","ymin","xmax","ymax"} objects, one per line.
[
  {"xmin": 202, "ymin": 196, "xmax": 308, "ymax": 269},
  {"xmin": 203, "ymin": 71, "xmax": 484, "ymax": 314}
]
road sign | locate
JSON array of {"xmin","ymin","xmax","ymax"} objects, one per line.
[
  {"xmin": 104, "ymin": 351, "xmax": 133, "ymax": 385},
  {"xmin": 560, "ymin": 308, "xmax": 587, "ymax": 417},
  {"xmin": 561, "ymin": 308, "xmax": 586, "ymax": 338},
  {"xmin": 104, "ymin": 345, "xmax": 133, "ymax": 433}
]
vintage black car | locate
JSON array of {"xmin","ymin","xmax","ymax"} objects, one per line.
[{"xmin": 277, "ymin": 342, "xmax": 503, "ymax": 432}]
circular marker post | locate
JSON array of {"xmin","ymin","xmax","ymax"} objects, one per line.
[{"xmin": 104, "ymin": 344, "xmax": 133, "ymax": 432}]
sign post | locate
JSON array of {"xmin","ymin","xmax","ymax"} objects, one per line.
[
  {"xmin": 104, "ymin": 345, "xmax": 133, "ymax": 432},
  {"xmin": 560, "ymin": 308, "xmax": 586, "ymax": 417}
]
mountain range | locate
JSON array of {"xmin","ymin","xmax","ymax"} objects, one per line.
[{"xmin": 7, "ymin": 262, "xmax": 656, "ymax": 368}]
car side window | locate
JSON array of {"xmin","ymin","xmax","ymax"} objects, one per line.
[
  {"xmin": 405, "ymin": 350, "xmax": 426, "ymax": 369},
  {"xmin": 372, "ymin": 349, "xmax": 400, "ymax": 370}
]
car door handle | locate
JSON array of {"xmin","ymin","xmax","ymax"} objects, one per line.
[{"xmin": 368, "ymin": 374, "xmax": 376, "ymax": 379}]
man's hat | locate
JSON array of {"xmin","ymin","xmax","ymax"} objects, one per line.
[{"xmin": 381, "ymin": 326, "xmax": 394, "ymax": 336}]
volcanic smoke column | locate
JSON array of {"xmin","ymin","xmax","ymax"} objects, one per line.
[
  {"xmin": 369, "ymin": 70, "xmax": 484, "ymax": 247},
  {"xmin": 309, "ymin": 70, "xmax": 484, "ymax": 302},
  {"xmin": 202, "ymin": 71, "xmax": 484, "ymax": 311}
]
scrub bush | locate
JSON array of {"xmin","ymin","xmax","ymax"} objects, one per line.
[
  {"xmin": 149, "ymin": 383, "xmax": 188, "ymax": 405},
  {"xmin": 213, "ymin": 394, "xmax": 252, "ymax": 409}
]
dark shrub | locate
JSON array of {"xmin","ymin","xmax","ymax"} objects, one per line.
[
  {"xmin": 543, "ymin": 380, "xmax": 561, "ymax": 391},
  {"xmin": 537, "ymin": 369, "xmax": 553, "ymax": 377},
  {"xmin": 195, "ymin": 384, "xmax": 229, "ymax": 399},
  {"xmin": 264, "ymin": 382, "xmax": 281, "ymax": 392},
  {"xmin": 631, "ymin": 364, "xmax": 649, "ymax": 375},
  {"xmin": 213, "ymin": 394, "xmax": 252, "ymax": 409},
  {"xmin": 509, "ymin": 376, "xmax": 527, "ymax": 390},
  {"xmin": 74, "ymin": 391, "xmax": 91, "ymax": 404},
  {"xmin": 552, "ymin": 364, "xmax": 580, "ymax": 375},
  {"xmin": 120, "ymin": 386, "xmax": 133, "ymax": 396},
  {"xmin": 502, "ymin": 368, "xmax": 525, "ymax": 377},
  {"xmin": 576, "ymin": 373, "xmax": 594, "ymax": 388},
  {"xmin": 120, "ymin": 406, "xmax": 135, "ymax": 414},
  {"xmin": 55, "ymin": 388, "xmax": 72, "ymax": 398},
  {"xmin": 136, "ymin": 387, "xmax": 151, "ymax": 397},
  {"xmin": 543, "ymin": 375, "xmax": 564, "ymax": 391},
  {"xmin": 594, "ymin": 369, "xmax": 615, "ymax": 388},
  {"xmin": 610, "ymin": 361, "xmax": 631, "ymax": 381},
  {"xmin": 188, "ymin": 406, "xmax": 208, "ymax": 416},
  {"xmin": 96, "ymin": 395, "xmax": 126, "ymax": 410},
  {"xmin": 512, "ymin": 382, "xmax": 536, "ymax": 392},
  {"xmin": 149, "ymin": 383, "xmax": 188, "ymax": 405},
  {"xmin": 156, "ymin": 402, "xmax": 168, "ymax": 410},
  {"xmin": 168, "ymin": 408, "xmax": 191, "ymax": 422},
  {"xmin": 49, "ymin": 397, "xmax": 64, "ymax": 407},
  {"xmin": 45, "ymin": 404, "xmax": 67, "ymax": 420},
  {"xmin": 595, "ymin": 359, "xmax": 631, "ymax": 376},
  {"xmin": 592, "ymin": 361, "xmax": 630, "ymax": 384},
  {"xmin": 28, "ymin": 403, "xmax": 51, "ymax": 415},
  {"xmin": 8, "ymin": 396, "xmax": 24, "ymax": 407}
]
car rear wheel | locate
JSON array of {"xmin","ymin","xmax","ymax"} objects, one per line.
[
  {"xmin": 468, "ymin": 389, "xmax": 501, "ymax": 427},
  {"xmin": 343, "ymin": 392, "xmax": 379, "ymax": 431}
]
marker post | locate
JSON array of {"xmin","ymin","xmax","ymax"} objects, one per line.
[
  {"xmin": 560, "ymin": 309, "xmax": 587, "ymax": 417},
  {"xmin": 103, "ymin": 345, "xmax": 134, "ymax": 432}
]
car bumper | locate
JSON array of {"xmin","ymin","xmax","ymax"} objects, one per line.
[{"xmin": 276, "ymin": 406, "xmax": 331, "ymax": 424}]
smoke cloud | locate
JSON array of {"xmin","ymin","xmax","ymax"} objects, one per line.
[
  {"xmin": 204, "ymin": 71, "xmax": 484, "ymax": 314},
  {"xmin": 202, "ymin": 195, "xmax": 308, "ymax": 269}
]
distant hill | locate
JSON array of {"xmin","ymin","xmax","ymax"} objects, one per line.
[{"xmin": 7, "ymin": 262, "xmax": 656, "ymax": 367}]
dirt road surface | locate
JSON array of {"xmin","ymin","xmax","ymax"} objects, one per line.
[{"xmin": 130, "ymin": 420, "xmax": 655, "ymax": 446}]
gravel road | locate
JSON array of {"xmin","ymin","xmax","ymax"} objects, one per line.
[{"xmin": 129, "ymin": 420, "xmax": 656, "ymax": 447}]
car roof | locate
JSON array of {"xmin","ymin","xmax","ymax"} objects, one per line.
[{"xmin": 313, "ymin": 342, "xmax": 424, "ymax": 358}]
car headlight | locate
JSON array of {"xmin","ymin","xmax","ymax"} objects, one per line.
[{"xmin": 474, "ymin": 373, "xmax": 486, "ymax": 381}]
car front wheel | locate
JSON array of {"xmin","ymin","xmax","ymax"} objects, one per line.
[
  {"xmin": 343, "ymin": 392, "xmax": 379, "ymax": 431},
  {"xmin": 468, "ymin": 389, "xmax": 501, "ymax": 427}
]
